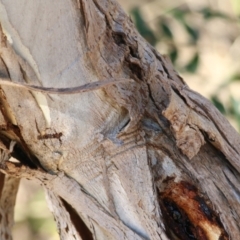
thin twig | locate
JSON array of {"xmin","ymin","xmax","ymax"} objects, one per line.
[{"xmin": 0, "ymin": 78, "xmax": 132, "ymax": 94}]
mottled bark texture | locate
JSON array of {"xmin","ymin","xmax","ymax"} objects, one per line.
[{"xmin": 0, "ymin": 0, "xmax": 239, "ymax": 239}]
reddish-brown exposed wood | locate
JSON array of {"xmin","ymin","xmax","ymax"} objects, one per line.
[{"xmin": 160, "ymin": 180, "xmax": 229, "ymax": 240}]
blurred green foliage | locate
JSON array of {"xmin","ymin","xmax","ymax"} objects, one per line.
[
  {"xmin": 131, "ymin": 8, "xmax": 158, "ymax": 46},
  {"xmin": 14, "ymin": 181, "xmax": 58, "ymax": 240},
  {"xmin": 211, "ymin": 74, "xmax": 240, "ymax": 131},
  {"xmin": 130, "ymin": 4, "xmax": 240, "ymax": 132}
]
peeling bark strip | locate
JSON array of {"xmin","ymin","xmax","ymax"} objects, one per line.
[
  {"xmin": 159, "ymin": 180, "xmax": 229, "ymax": 240},
  {"xmin": 0, "ymin": 0, "xmax": 239, "ymax": 239}
]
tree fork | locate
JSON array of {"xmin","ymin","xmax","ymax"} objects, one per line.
[{"xmin": 0, "ymin": 0, "xmax": 239, "ymax": 239}]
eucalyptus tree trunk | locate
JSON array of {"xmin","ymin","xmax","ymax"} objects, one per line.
[{"xmin": 0, "ymin": 0, "xmax": 239, "ymax": 240}]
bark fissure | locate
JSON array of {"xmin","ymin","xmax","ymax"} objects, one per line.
[{"xmin": 61, "ymin": 198, "xmax": 94, "ymax": 240}]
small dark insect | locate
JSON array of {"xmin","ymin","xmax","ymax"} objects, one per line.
[{"xmin": 38, "ymin": 132, "xmax": 63, "ymax": 140}]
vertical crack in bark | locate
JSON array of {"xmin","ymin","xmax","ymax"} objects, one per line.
[
  {"xmin": 0, "ymin": 57, "xmax": 10, "ymax": 79},
  {"xmin": 61, "ymin": 198, "xmax": 94, "ymax": 240},
  {"xmin": 0, "ymin": 172, "xmax": 5, "ymax": 199}
]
